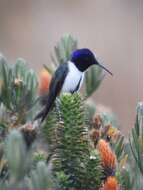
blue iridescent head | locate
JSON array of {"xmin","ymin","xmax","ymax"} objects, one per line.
[{"xmin": 71, "ymin": 48, "xmax": 112, "ymax": 75}]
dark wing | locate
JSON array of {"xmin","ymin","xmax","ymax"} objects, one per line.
[{"xmin": 34, "ymin": 63, "xmax": 68, "ymax": 122}]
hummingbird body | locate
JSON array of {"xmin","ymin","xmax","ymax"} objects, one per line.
[
  {"xmin": 62, "ymin": 61, "xmax": 84, "ymax": 93},
  {"xmin": 35, "ymin": 49, "xmax": 112, "ymax": 122}
]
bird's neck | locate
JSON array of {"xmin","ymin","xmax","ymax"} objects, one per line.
[{"xmin": 68, "ymin": 61, "xmax": 84, "ymax": 74}]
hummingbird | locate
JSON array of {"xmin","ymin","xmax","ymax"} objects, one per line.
[{"xmin": 35, "ymin": 48, "xmax": 112, "ymax": 122}]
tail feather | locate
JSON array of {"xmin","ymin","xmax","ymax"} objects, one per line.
[
  {"xmin": 34, "ymin": 65, "xmax": 66, "ymax": 122},
  {"xmin": 40, "ymin": 94, "xmax": 49, "ymax": 106},
  {"xmin": 34, "ymin": 92, "xmax": 56, "ymax": 122},
  {"xmin": 34, "ymin": 108, "xmax": 46, "ymax": 121},
  {"xmin": 34, "ymin": 101, "xmax": 51, "ymax": 122}
]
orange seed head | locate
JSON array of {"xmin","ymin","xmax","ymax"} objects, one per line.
[
  {"xmin": 38, "ymin": 68, "xmax": 52, "ymax": 95},
  {"xmin": 102, "ymin": 176, "xmax": 119, "ymax": 190},
  {"xmin": 97, "ymin": 139, "xmax": 116, "ymax": 170}
]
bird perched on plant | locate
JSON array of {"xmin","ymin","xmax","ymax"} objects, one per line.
[{"xmin": 35, "ymin": 48, "xmax": 112, "ymax": 122}]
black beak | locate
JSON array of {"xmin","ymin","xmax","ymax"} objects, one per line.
[{"xmin": 97, "ymin": 62, "xmax": 113, "ymax": 76}]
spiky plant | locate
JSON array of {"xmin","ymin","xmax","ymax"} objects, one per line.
[
  {"xmin": 51, "ymin": 34, "xmax": 78, "ymax": 68},
  {"xmin": 0, "ymin": 55, "xmax": 38, "ymax": 128},
  {"xmin": 84, "ymin": 66, "xmax": 104, "ymax": 98},
  {"xmin": 1, "ymin": 34, "xmax": 142, "ymax": 190},
  {"xmin": 114, "ymin": 102, "xmax": 143, "ymax": 190},
  {"xmin": 120, "ymin": 102, "xmax": 143, "ymax": 190},
  {"xmin": 129, "ymin": 102, "xmax": 143, "ymax": 175},
  {"xmin": 42, "ymin": 107, "xmax": 59, "ymax": 157},
  {"xmin": 43, "ymin": 93, "xmax": 103, "ymax": 190},
  {"xmin": 0, "ymin": 130, "xmax": 54, "ymax": 190}
]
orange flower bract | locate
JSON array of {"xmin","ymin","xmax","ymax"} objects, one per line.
[
  {"xmin": 102, "ymin": 176, "xmax": 119, "ymax": 190},
  {"xmin": 38, "ymin": 68, "xmax": 52, "ymax": 95},
  {"xmin": 97, "ymin": 139, "xmax": 116, "ymax": 169}
]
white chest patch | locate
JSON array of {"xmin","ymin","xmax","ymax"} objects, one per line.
[{"xmin": 62, "ymin": 61, "xmax": 84, "ymax": 93}]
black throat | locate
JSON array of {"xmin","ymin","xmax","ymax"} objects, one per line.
[{"xmin": 71, "ymin": 58, "xmax": 93, "ymax": 72}]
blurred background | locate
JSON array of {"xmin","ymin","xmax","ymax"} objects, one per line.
[{"xmin": 0, "ymin": 0, "xmax": 143, "ymax": 133}]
